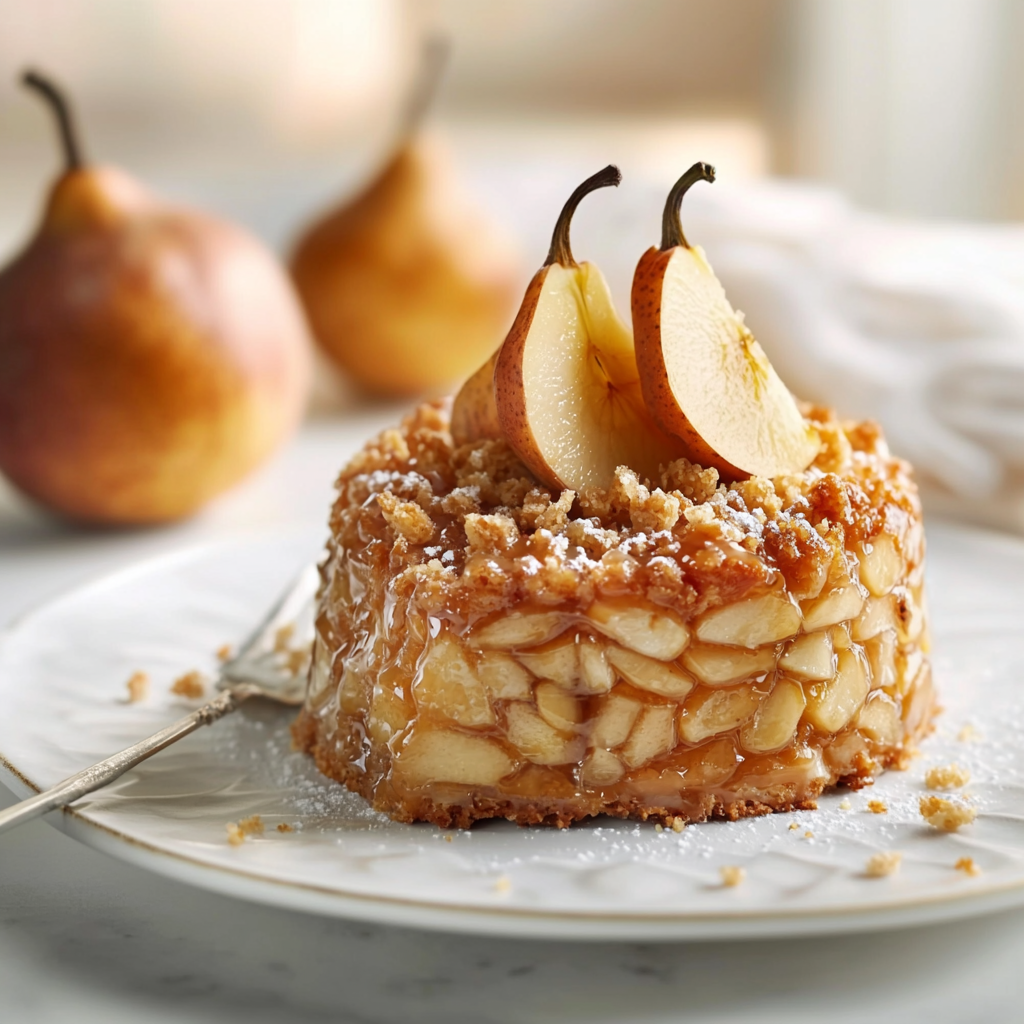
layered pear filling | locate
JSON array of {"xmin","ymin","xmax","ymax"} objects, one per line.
[{"xmin": 294, "ymin": 402, "xmax": 933, "ymax": 828}]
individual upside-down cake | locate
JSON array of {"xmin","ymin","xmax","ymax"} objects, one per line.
[{"xmin": 293, "ymin": 163, "xmax": 933, "ymax": 828}]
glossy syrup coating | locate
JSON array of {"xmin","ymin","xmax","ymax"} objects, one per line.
[{"xmin": 294, "ymin": 402, "xmax": 932, "ymax": 828}]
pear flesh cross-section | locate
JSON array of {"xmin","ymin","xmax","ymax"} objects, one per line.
[
  {"xmin": 651, "ymin": 245, "xmax": 818, "ymax": 479},
  {"xmin": 510, "ymin": 262, "xmax": 680, "ymax": 491}
]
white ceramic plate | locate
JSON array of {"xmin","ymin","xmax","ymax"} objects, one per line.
[{"xmin": 1, "ymin": 522, "xmax": 1023, "ymax": 940}]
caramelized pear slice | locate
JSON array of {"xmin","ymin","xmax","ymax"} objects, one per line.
[{"xmin": 632, "ymin": 163, "xmax": 819, "ymax": 479}]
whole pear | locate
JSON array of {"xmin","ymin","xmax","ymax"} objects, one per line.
[
  {"xmin": 290, "ymin": 132, "xmax": 522, "ymax": 398},
  {"xmin": 0, "ymin": 71, "xmax": 312, "ymax": 524}
]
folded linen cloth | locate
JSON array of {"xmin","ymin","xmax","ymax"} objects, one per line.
[{"xmin": 479, "ymin": 163, "xmax": 1024, "ymax": 532}]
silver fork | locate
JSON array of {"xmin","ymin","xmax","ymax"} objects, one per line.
[{"xmin": 0, "ymin": 563, "xmax": 320, "ymax": 836}]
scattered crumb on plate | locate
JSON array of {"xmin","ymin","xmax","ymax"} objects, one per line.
[
  {"xmin": 720, "ymin": 865, "xmax": 745, "ymax": 888},
  {"xmin": 866, "ymin": 851, "xmax": 902, "ymax": 877},
  {"xmin": 276, "ymin": 823, "xmax": 294, "ymax": 834},
  {"xmin": 867, "ymin": 800, "xmax": 888, "ymax": 814},
  {"xmin": 920, "ymin": 795, "xmax": 977, "ymax": 831},
  {"xmin": 925, "ymin": 764, "xmax": 971, "ymax": 790},
  {"xmin": 226, "ymin": 815, "xmax": 264, "ymax": 846},
  {"xmin": 955, "ymin": 857, "xmax": 981, "ymax": 877},
  {"xmin": 839, "ymin": 798, "xmax": 852, "ymax": 811},
  {"xmin": 957, "ymin": 724, "xmax": 981, "ymax": 743},
  {"xmin": 216, "ymin": 643, "xmax": 233, "ymax": 662},
  {"xmin": 125, "ymin": 671, "xmax": 149, "ymax": 703},
  {"xmin": 170, "ymin": 670, "xmax": 205, "ymax": 699},
  {"xmin": 494, "ymin": 875, "xmax": 512, "ymax": 894}
]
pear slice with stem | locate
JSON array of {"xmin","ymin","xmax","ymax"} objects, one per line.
[
  {"xmin": 632, "ymin": 163, "xmax": 819, "ymax": 480},
  {"xmin": 493, "ymin": 166, "xmax": 684, "ymax": 491}
]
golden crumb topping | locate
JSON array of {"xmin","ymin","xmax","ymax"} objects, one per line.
[{"xmin": 322, "ymin": 401, "xmax": 921, "ymax": 630}]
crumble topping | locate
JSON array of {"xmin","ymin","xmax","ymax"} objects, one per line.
[
  {"xmin": 125, "ymin": 671, "xmax": 149, "ymax": 704},
  {"xmin": 325, "ymin": 401, "xmax": 920, "ymax": 627},
  {"xmin": 720, "ymin": 865, "xmax": 746, "ymax": 887},
  {"xmin": 170, "ymin": 670, "xmax": 205, "ymax": 699},
  {"xmin": 866, "ymin": 851, "xmax": 902, "ymax": 877},
  {"xmin": 920, "ymin": 796, "xmax": 977, "ymax": 831},
  {"xmin": 925, "ymin": 764, "xmax": 970, "ymax": 790}
]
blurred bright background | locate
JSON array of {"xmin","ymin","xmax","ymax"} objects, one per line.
[{"xmin": 2, "ymin": 0, "xmax": 1024, "ymax": 528}]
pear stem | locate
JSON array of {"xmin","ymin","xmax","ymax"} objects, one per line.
[
  {"xmin": 544, "ymin": 164, "xmax": 621, "ymax": 268},
  {"xmin": 22, "ymin": 69, "xmax": 85, "ymax": 172},
  {"xmin": 660, "ymin": 162, "xmax": 715, "ymax": 251},
  {"xmin": 401, "ymin": 35, "xmax": 450, "ymax": 139}
]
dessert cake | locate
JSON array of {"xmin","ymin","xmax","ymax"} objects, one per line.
[
  {"xmin": 293, "ymin": 401, "xmax": 931, "ymax": 828},
  {"xmin": 294, "ymin": 163, "xmax": 933, "ymax": 828}
]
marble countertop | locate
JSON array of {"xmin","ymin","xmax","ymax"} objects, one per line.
[{"xmin": 3, "ymin": 419, "xmax": 1024, "ymax": 1023}]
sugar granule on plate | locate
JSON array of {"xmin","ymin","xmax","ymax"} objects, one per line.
[
  {"xmin": 865, "ymin": 851, "xmax": 902, "ymax": 877},
  {"xmin": 720, "ymin": 865, "xmax": 745, "ymax": 888},
  {"xmin": 925, "ymin": 763, "xmax": 971, "ymax": 790},
  {"xmin": 920, "ymin": 795, "xmax": 977, "ymax": 831},
  {"xmin": 170, "ymin": 670, "xmax": 205, "ymax": 699},
  {"xmin": 955, "ymin": 857, "xmax": 981, "ymax": 877},
  {"xmin": 125, "ymin": 670, "xmax": 149, "ymax": 703},
  {"xmin": 839, "ymin": 798, "xmax": 852, "ymax": 811}
]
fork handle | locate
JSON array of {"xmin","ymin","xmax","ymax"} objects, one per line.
[{"xmin": 0, "ymin": 688, "xmax": 251, "ymax": 836}]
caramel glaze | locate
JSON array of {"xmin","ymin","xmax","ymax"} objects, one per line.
[{"xmin": 294, "ymin": 401, "xmax": 933, "ymax": 829}]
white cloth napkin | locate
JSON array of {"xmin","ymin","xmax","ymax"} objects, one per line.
[
  {"xmin": 683, "ymin": 181, "xmax": 1024, "ymax": 533},
  {"xmin": 479, "ymin": 163, "xmax": 1024, "ymax": 533}
]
